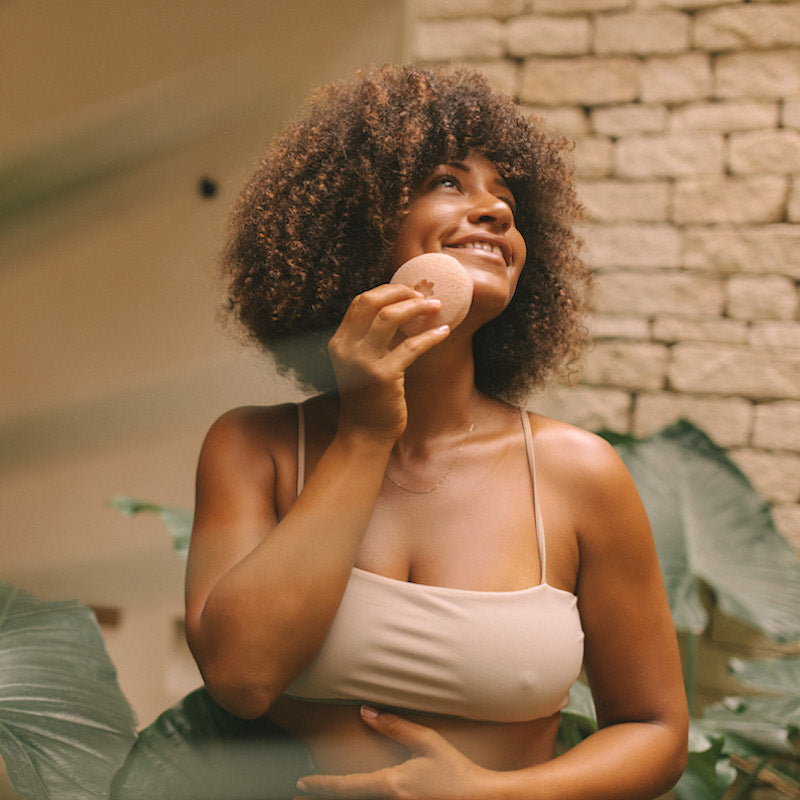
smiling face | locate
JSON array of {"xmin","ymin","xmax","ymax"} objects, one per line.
[{"xmin": 391, "ymin": 152, "xmax": 527, "ymax": 327}]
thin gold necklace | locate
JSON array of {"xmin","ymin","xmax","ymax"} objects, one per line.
[{"xmin": 384, "ymin": 421, "xmax": 476, "ymax": 495}]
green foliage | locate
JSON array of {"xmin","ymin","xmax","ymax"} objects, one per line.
[
  {"xmin": 600, "ymin": 420, "xmax": 800, "ymax": 641},
  {"xmin": 111, "ymin": 688, "xmax": 313, "ymax": 800},
  {"xmin": 675, "ymin": 738, "xmax": 738, "ymax": 800},
  {"xmin": 0, "ymin": 583, "xmax": 137, "ymax": 800},
  {"xmin": 597, "ymin": 421, "xmax": 800, "ymax": 800},
  {"xmin": 109, "ymin": 496, "xmax": 192, "ymax": 560}
]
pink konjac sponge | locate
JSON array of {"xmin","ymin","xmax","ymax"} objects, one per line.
[{"xmin": 390, "ymin": 253, "xmax": 474, "ymax": 336}]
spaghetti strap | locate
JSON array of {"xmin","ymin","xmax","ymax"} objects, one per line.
[
  {"xmin": 520, "ymin": 408, "xmax": 547, "ymax": 585},
  {"xmin": 296, "ymin": 403, "xmax": 306, "ymax": 497}
]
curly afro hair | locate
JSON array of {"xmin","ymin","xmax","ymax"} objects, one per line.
[{"xmin": 221, "ymin": 63, "xmax": 589, "ymax": 402}]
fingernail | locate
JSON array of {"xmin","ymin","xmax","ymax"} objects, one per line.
[
  {"xmin": 296, "ymin": 780, "xmax": 308, "ymax": 791},
  {"xmin": 361, "ymin": 704, "xmax": 379, "ymax": 719}
]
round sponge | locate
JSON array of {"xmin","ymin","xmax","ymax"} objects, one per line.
[{"xmin": 390, "ymin": 253, "xmax": 474, "ymax": 336}]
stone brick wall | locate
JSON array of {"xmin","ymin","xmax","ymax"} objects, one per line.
[{"xmin": 412, "ymin": 0, "xmax": 800, "ymax": 552}]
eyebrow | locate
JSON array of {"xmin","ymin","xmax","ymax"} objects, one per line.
[{"xmin": 443, "ymin": 161, "xmax": 512, "ymax": 192}]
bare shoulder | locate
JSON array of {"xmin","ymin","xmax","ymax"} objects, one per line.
[
  {"xmin": 526, "ymin": 411, "xmax": 647, "ymax": 546},
  {"xmin": 201, "ymin": 404, "xmax": 297, "ymax": 461},
  {"xmin": 527, "ymin": 412, "xmax": 629, "ymax": 492},
  {"xmin": 195, "ymin": 403, "xmax": 300, "ymax": 504}
]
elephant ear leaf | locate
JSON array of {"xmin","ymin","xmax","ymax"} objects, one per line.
[
  {"xmin": 0, "ymin": 582, "xmax": 137, "ymax": 800},
  {"xmin": 603, "ymin": 420, "xmax": 800, "ymax": 641}
]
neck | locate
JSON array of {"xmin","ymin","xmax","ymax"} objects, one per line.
[{"xmin": 399, "ymin": 331, "xmax": 481, "ymax": 447}]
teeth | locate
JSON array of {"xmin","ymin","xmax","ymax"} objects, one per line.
[{"xmin": 450, "ymin": 242, "xmax": 504, "ymax": 258}]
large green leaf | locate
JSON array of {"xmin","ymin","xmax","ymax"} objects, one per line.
[
  {"xmin": 603, "ymin": 420, "xmax": 800, "ymax": 640},
  {"xmin": 694, "ymin": 696, "xmax": 797, "ymax": 757},
  {"xmin": 728, "ymin": 655, "xmax": 800, "ymax": 697},
  {"xmin": 0, "ymin": 583, "xmax": 137, "ymax": 800},
  {"xmin": 110, "ymin": 688, "xmax": 313, "ymax": 800}
]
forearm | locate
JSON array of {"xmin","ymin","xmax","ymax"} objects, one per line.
[
  {"xmin": 188, "ymin": 428, "xmax": 393, "ymax": 716},
  {"xmin": 490, "ymin": 721, "xmax": 688, "ymax": 800}
]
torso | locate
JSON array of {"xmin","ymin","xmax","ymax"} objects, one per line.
[{"xmin": 262, "ymin": 395, "xmax": 583, "ymax": 774}]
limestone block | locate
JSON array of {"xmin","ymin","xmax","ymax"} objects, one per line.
[
  {"xmin": 532, "ymin": 0, "xmax": 629, "ymax": 13},
  {"xmin": 579, "ymin": 222, "xmax": 681, "ymax": 269},
  {"xmin": 520, "ymin": 57, "xmax": 639, "ymax": 106},
  {"xmin": 577, "ymin": 179, "xmax": 670, "ymax": 222},
  {"xmin": 785, "ymin": 99, "xmax": 800, "ymax": 130},
  {"xmin": 581, "ymin": 341, "xmax": 669, "ymax": 391},
  {"xmin": 414, "ymin": 0, "xmax": 525, "ymax": 18},
  {"xmin": 694, "ymin": 4, "xmax": 800, "ymax": 51},
  {"xmin": 753, "ymin": 400, "xmax": 800, "ymax": 451},
  {"xmin": 507, "ymin": 15, "xmax": 591, "ymax": 56},
  {"xmin": 592, "ymin": 104, "xmax": 668, "ymax": 136},
  {"xmin": 595, "ymin": 10, "xmax": 690, "ymax": 55},
  {"xmin": 472, "ymin": 60, "xmax": 520, "ymax": 96},
  {"xmin": 637, "ymin": 0, "xmax": 730, "ymax": 8},
  {"xmin": 729, "ymin": 130, "xmax": 800, "ymax": 176},
  {"xmin": 652, "ymin": 315, "xmax": 748, "ymax": 345},
  {"xmin": 727, "ymin": 275, "xmax": 799, "ymax": 322},
  {"xmin": 672, "ymin": 176, "xmax": 787, "ymax": 225},
  {"xmin": 641, "ymin": 53, "xmax": 713, "ymax": 104},
  {"xmin": 615, "ymin": 132, "xmax": 724, "ymax": 178},
  {"xmin": 573, "ymin": 135, "xmax": 615, "ymax": 178},
  {"xmin": 593, "ymin": 271, "xmax": 725, "ymax": 316},
  {"xmin": 771, "ymin": 504, "xmax": 800, "ymax": 552},
  {"xmin": 526, "ymin": 106, "xmax": 590, "ymax": 138},
  {"xmin": 633, "ymin": 392, "xmax": 752, "ymax": 447},
  {"xmin": 729, "ymin": 448, "xmax": 800, "ymax": 504},
  {"xmin": 789, "ymin": 179, "xmax": 800, "ymax": 223},
  {"xmin": 669, "ymin": 343, "xmax": 800, "ymax": 400},
  {"xmin": 683, "ymin": 225, "xmax": 800, "ymax": 279},
  {"xmin": 413, "ymin": 19, "xmax": 506, "ymax": 62},
  {"xmin": 530, "ymin": 384, "xmax": 632, "ymax": 432},
  {"xmin": 716, "ymin": 50, "xmax": 800, "ymax": 101},
  {"xmin": 670, "ymin": 100, "xmax": 779, "ymax": 133},
  {"xmin": 750, "ymin": 322, "xmax": 800, "ymax": 350},
  {"xmin": 590, "ymin": 314, "xmax": 651, "ymax": 340}
]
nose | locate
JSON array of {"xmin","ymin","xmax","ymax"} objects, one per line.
[{"xmin": 467, "ymin": 189, "xmax": 513, "ymax": 231}]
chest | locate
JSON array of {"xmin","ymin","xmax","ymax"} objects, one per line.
[{"xmin": 356, "ymin": 449, "xmax": 574, "ymax": 592}]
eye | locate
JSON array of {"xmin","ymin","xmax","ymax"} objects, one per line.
[{"xmin": 430, "ymin": 173, "xmax": 460, "ymax": 191}]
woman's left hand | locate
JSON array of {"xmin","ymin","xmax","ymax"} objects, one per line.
[{"xmin": 295, "ymin": 706, "xmax": 496, "ymax": 800}]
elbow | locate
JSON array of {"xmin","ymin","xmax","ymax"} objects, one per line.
[
  {"xmin": 186, "ymin": 629, "xmax": 280, "ymax": 719},
  {"xmin": 661, "ymin": 740, "xmax": 689, "ymax": 793},
  {"xmin": 199, "ymin": 663, "xmax": 280, "ymax": 719},
  {"xmin": 670, "ymin": 733, "xmax": 690, "ymax": 787},
  {"xmin": 656, "ymin": 717, "xmax": 690, "ymax": 794}
]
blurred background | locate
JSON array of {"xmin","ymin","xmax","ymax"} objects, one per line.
[
  {"xmin": 1, "ymin": 0, "xmax": 408, "ymax": 724},
  {"xmin": 2, "ymin": 0, "xmax": 799, "ymax": 737}
]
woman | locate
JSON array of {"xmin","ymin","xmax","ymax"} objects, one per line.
[{"xmin": 184, "ymin": 65, "xmax": 688, "ymax": 799}]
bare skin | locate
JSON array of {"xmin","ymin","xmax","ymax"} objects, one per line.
[{"xmin": 185, "ymin": 154, "xmax": 688, "ymax": 799}]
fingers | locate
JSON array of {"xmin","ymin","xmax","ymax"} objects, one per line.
[
  {"xmin": 328, "ymin": 284, "xmax": 450, "ymax": 380},
  {"xmin": 295, "ymin": 768, "xmax": 394, "ymax": 800},
  {"xmin": 358, "ymin": 705, "xmax": 440, "ymax": 755},
  {"xmin": 348, "ymin": 289, "xmax": 442, "ymax": 351},
  {"xmin": 339, "ymin": 284, "xmax": 434, "ymax": 341}
]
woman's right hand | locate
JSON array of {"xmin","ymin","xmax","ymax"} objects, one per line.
[{"xmin": 327, "ymin": 284, "xmax": 450, "ymax": 442}]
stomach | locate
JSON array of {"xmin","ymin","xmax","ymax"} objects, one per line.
[{"xmin": 266, "ymin": 695, "xmax": 561, "ymax": 775}]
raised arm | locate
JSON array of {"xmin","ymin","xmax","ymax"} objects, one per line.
[{"xmin": 184, "ymin": 284, "xmax": 447, "ymax": 718}]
